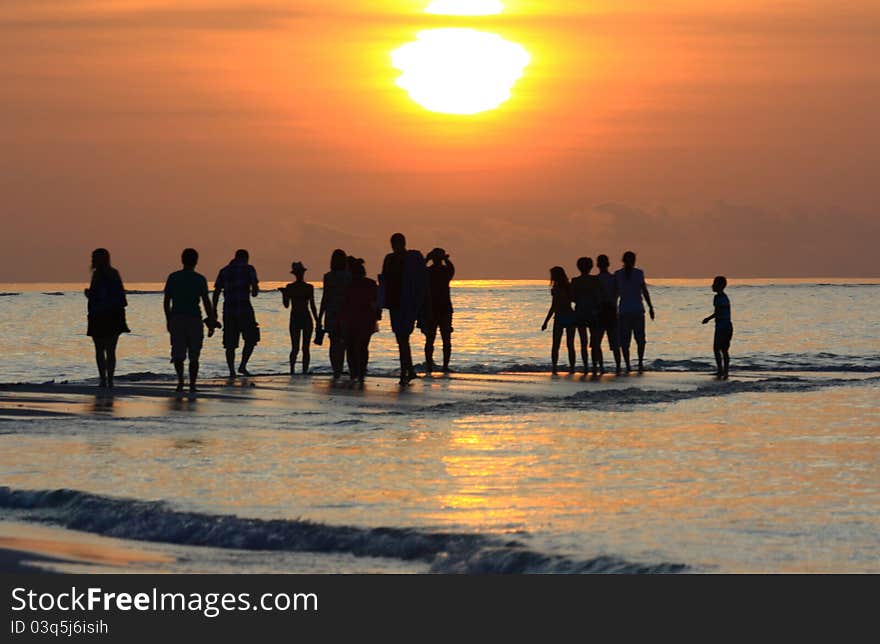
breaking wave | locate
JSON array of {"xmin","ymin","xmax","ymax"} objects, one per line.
[{"xmin": 0, "ymin": 487, "xmax": 686, "ymax": 574}]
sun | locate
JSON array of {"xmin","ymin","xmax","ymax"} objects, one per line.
[
  {"xmin": 391, "ymin": 28, "xmax": 531, "ymax": 115},
  {"xmin": 425, "ymin": 0, "xmax": 504, "ymax": 16}
]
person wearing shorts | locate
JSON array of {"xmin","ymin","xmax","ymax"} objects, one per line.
[
  {"xmin": 213, "ymin": 249, "xmax": 260, "ymax": 378},
  {"xmin": 594, "ymin": 254, "xmax": 621, "ymax": 374},
  {"xmin": 703, "ymin": 275, "xmax": 733, "ymax": 379},
  {"xmin": 163, "ymin": 248, "xmax": 215, "ymax": 393},
  {"xmin": 614, "ymin": 251, "xmax": 655, "ymax": 373},
  {"xmin": 422, "ymin": 248, "xmax": 455, "ymax": 373}
]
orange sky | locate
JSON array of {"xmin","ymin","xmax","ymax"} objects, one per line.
[{"xmin": 1, "ymin": 1, "xmax": 878, "ymax": 280}]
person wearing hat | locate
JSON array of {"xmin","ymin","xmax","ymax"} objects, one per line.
[
  {"xmin": 279, "ymin": 261, "xmax": 318, "ymax": 375},
  {"xmin": 422, "ymin": 247, "xmax": 456, "ymax": 373}
]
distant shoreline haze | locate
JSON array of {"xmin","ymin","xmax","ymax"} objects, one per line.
[{"xmin": 2, "ymin": 278, "xmax": 880, "ymax": 293}]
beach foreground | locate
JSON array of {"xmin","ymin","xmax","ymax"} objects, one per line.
[{"xmin": 1, "ymin": 370, "xmax": 878, "ymax": 573}]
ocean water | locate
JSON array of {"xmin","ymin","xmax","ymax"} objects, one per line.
[
  {"xmin": 1, "ymin": 279, "xmax": 879, "ymax": 383},
  {"xmin": 0, "ymin": 279, "xmax": 878, "ymax": 573}
]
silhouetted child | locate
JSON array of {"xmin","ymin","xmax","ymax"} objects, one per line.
[
  {"xmin": 279, "ymin": 262, "xmax": 318, "ymax": 375},
  {"xmin": 702, "ymin": 276, "xmax": 732, "ymax": 379}
]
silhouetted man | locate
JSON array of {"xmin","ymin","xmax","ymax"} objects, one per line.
[
  {"xmin": 571, "ymin": 256, "xmax": 602, "ymax": 375},
  {"xmin": 381, "ymin": 233, "xmax": 428, "ymax": 385},
  {"xmin": 614, "ymin": 250, "xmax": 655, "ymax": 373},
  {"xmin": 423, "ymin": 248, "xmax": 455, "ymax": 373},
  {"xmin": 595, "ymin": 254, "xmax": 621, "ymax": 374},
  {"xmin": 213, "ymin": 249, "xmax": 260, "ymax": 378},
  {"xmin": 164, "ymin": 248, "xmax": 216, "ymax": 393}
]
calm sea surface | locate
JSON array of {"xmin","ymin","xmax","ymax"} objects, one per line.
[{"xmin": 1, "ymin": 279, "xmax": 879, "ymax": 382}]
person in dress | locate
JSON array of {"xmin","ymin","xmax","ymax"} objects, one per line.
[{"xmin": 85, "ymin": 248, "xmax": 130, "ymax": 389}]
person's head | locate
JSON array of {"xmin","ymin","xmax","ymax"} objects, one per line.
[
  {"xmin": 350, "ymin": 257, "xmax": 367, "ymax": 279},
  {"xmin": 712, "ymin": 275, "xmax": 727, "ymax": 293},
  {"xmin": 181, "ymin": 248, "xmax": 199, "ymax": 269},
  {"xmin": 427, "ymin": 247, "xmax": 447, "ymax": 265},
  {"xmin": 597, "ymin": 254, "xmax": 610, "ymax": 271},
  {"xmin": 622, "ymin": 251, "xmax": 636, "ymax": 268},
  {"xmin": 91, "ymin": 248, "xmax": 111, "ymax": 272},
  {"xmin": 390, "ymin": 232, "xmax": 406, "ymax": 253},
  {"xmin": 234, "ymin": 249, "xmax": 249, "ymax": 262},
  {"xmin": 290, "ymin": 261, "xmax": 306, "ymax": 280},
  {"xmin": 550, "ymin": 266, "xmax": 569, "ymax": 289},
  {"xmin": 576, "ymin": 256, "xmax": 593, "ymax": 275},
  {"xmin": 330, "ymin": 249, "xmax": 348, "ymax": 271}
]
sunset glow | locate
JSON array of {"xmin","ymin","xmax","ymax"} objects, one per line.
[
  {"xmin": 425, "ymin": 0, "xmax": 504, "ymax": 15},
  {"xmin": 391, "ymin": 28, "xmax": 531, "ymax": 115}
]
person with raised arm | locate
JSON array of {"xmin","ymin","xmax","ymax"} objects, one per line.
[{"xmin": 422, "ymin": 248, "xmax": 455, "ymax": 374}]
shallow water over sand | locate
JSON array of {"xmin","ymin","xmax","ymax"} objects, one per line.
[{"xmin": 1, "ymin": 370, "xmax": 877, "ymax": 573}]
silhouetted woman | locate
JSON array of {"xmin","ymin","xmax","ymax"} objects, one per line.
[
  {"xmin": 280, "ymin": 261, "xmax": 318, "ymax": 375},
  {"xmin": 319, "ymin": 249, "xmax": 352, "ymax": 378},
  {"xmin": 541, "ymin": 266, "xmax": 576, "ymax": 375},
  {"xmin": 339, "ymin": 258, "xmax": 380, "ymax": 383},
  {"xmin": 84, "ymin": 248, "xmax": 129, "ymax": 388}
]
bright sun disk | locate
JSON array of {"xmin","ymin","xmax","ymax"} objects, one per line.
[{"xmin": 391, "ymin": 28, "xmax": 531, "ymax": 115}]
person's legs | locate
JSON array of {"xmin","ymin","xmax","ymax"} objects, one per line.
[
  {"xmin": 187, "ymin": 317, "xmax": 204, "ymax": 392},
  {"xmin": 240, "ymin": 342, "xmax": 255, "ymax": 374},
  {"xmin": 592, "ymin": 325, "xmax": 606, "ymax": 373},
  {"xmin": 424, "ymin": 322, "xmax": 437, "ymax": 372},
  {"xmin": 105, "ymin": 333, "xmax": 119, "ymax": 387},
  {"xmin": 619, "ymin": 314, "xmax": 633, "ymax": 372},
  {"xmin": 289, "ymin": 326, "xmax": 300, "ymax": 374},
  {"xmin": 551, "ymin": 321, "xmax": 563, "ymax": 374},
  {"xmin": 396, "ymin": 332, "xmax": 414, "ymax": 382},
  {"xmin": 301, "ymin": 324, "xmax": 312, "ymax": 374},
  {"xmin": 439, "ymin": 317, "xmax": 452, "ymax": 371},
  {"xmin": 173, "ymin": 360, "xmax": 185, "ymax": 391},
  {"xmin": 92, "ymin": 337, "xmax": 107, "ymax": 386},
  {"xmin": 222, "ymin": 315, "xmax": 237, "ymax": 377},
  {"xmin": 566, "ymin": 325, "xmax": 576, "ymax": 372},
  {"xmin": 588, "ymin": 324, "xmax": 601, "ymax": 374},
  {"xmin": 576, "ymin": 325, "xmax": 589, "ymax": 372},
  {"xmin": 634, "ymin": 314, "xmax": 647, "ymax": 372},
  {"xmin": 169, "ymin": 316, "xmax": 186, "ymax": 391},
  {"xmin": 360, "ymin": 334, "xmax": 371, "ymax": 381},
  {"xmin": 724, "ymin": 326, "xmax": 733, "ymax": 378},
  {"xmin": 713, "ymin": 348, "xmax": 723, "ymax": 376},
  {"xmin": 330, "ymin": 334, "xmax": 345, "ymax": 378},
  {"xmin": 189, "ymin": 358, "xmax": 199, "ymax": 391}
]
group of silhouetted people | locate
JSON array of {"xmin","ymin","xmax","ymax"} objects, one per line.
[
  {"xmin": 84, "ymin": 242, "xmax": 733, "ymax": 393},
  {"xmin": 542, "ymin": 251, "xmax": 655, "ymax": 376},
  {"xmin": 540, "ymin": 250, "xmax": 731, "ymax": 379},
  {"xmin": 84, "ymin": 233, "xmax": 458, "ymax": 392}
]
